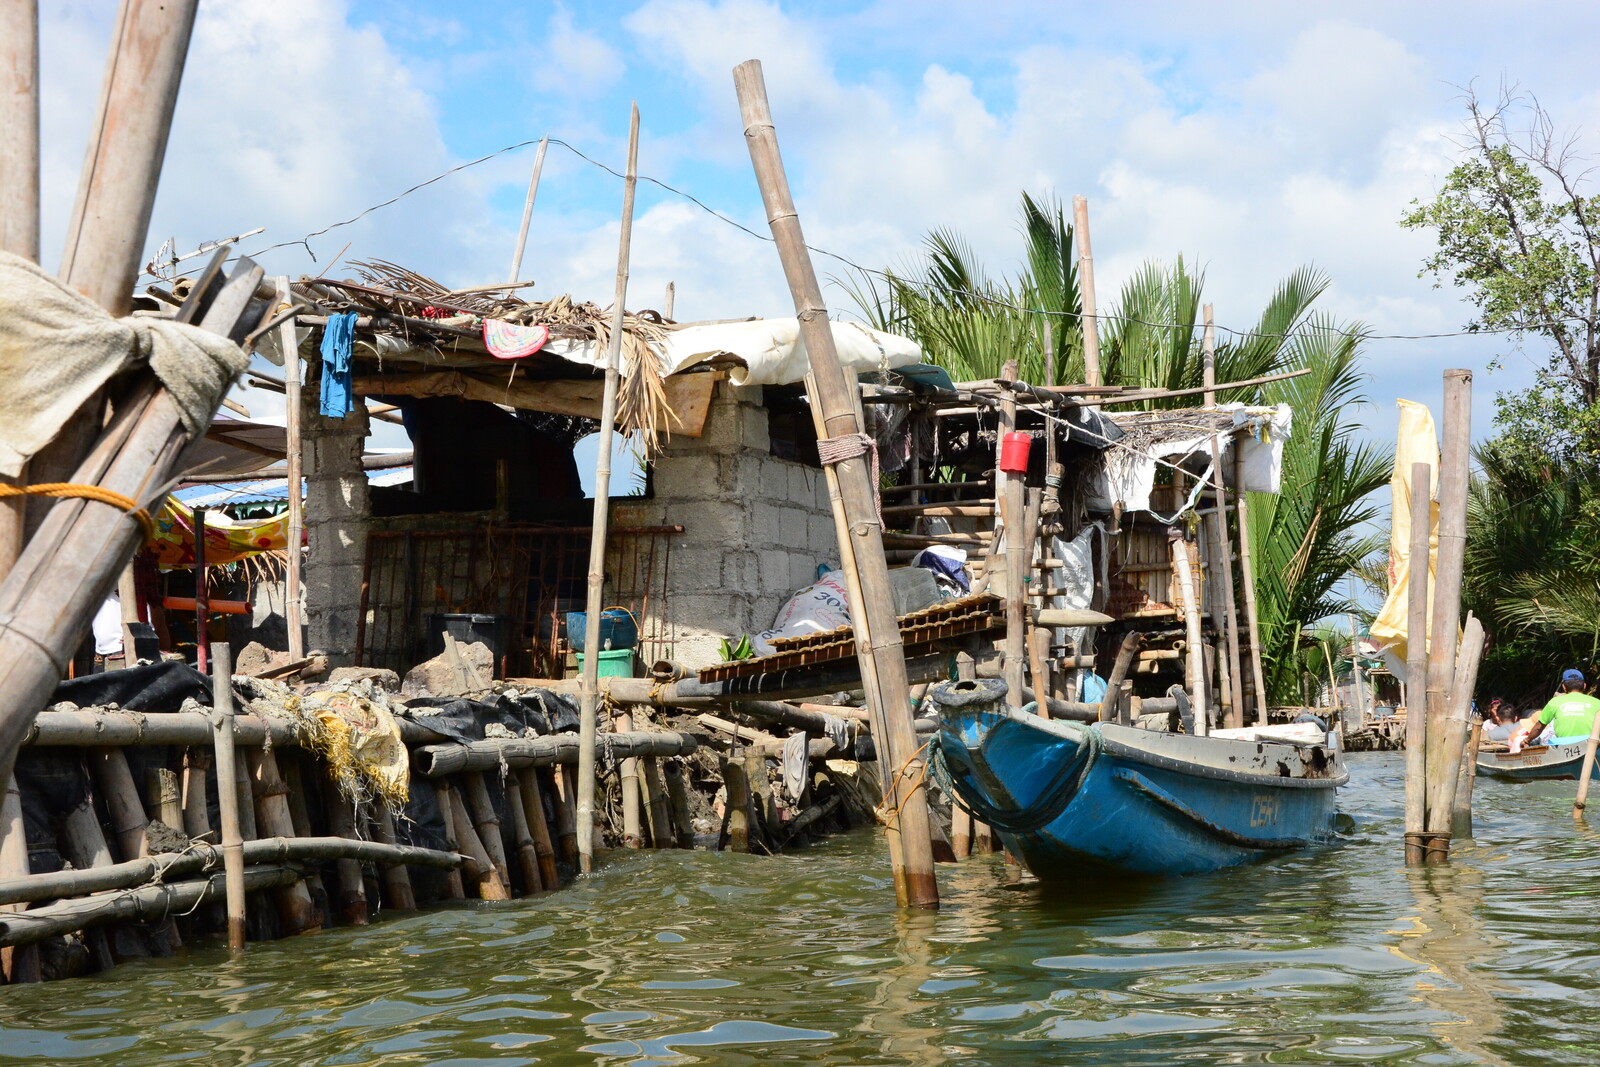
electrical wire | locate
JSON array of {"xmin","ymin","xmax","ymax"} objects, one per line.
[{"xmin": 237, "ymin": 134, "xmax": 1598, "ymax": 346}]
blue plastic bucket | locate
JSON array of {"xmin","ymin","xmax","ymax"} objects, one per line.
[{"xmin": 566, "ymin": 608, "xmax": 638, "ymax": 652}]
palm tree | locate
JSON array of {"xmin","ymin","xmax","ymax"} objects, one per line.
[{"xmin": 850, "ymin": 193, "xmax": 1390, "ymax": 703}]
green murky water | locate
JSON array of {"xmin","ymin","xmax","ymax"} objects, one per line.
[{"xmin": 3, "ymin": 752, "xmax": 1599, "ymax": 1065}]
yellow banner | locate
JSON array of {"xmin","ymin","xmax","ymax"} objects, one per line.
[{"xmin": 1369, "ymin": 399, "xmax": 1439, "ymax": 668}]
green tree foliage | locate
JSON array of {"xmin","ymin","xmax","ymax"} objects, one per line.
[
  {"xmin": 1401, "ymin": 86, "xmax": 1600, "ymax": 463},
  {"xmin": 851, "ymin": 193, "xmax": 1389, "ymax": 703}
]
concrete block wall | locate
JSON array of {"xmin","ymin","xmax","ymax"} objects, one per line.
[
  {"xmin": 616, "ymin": 381, "xmax": 838, "ymax": 668},
  {"xmin": 301, "ymin": 393, "xmax": 371, "ymax": 667}
]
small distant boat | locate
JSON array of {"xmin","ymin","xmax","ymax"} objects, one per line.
[
  {"xmin": 1476, "ymin": 741, "xmax": 1598, "ymax": 782},
  {"xmin": 932, "ymin": 679, "xmax": 1347, "ymax": 879}
]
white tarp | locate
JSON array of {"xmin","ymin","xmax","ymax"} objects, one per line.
[
  {"xmin": 542, "ymin": 318, "xmax": 922, "ymax": 387},
  {"xmin": 1086, "ymin": 404, "xmax": 1293, "ymax": 515}
]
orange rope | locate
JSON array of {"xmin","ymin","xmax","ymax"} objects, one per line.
[{"xmin": 0, "ymin": 482, "xmax": 154, "ymax": 537}]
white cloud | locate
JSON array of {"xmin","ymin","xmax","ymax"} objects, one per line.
[{"xmin": 534, "ymin": 6, "xmax": 624, "ymax": 98}]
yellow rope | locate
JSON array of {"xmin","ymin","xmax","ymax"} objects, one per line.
[
  {"xmin": 873, "ymin": 739, "xmax": 934, "ymax": 826},
  {"xmin": 0, "ymin": 482, "xmax": 154, "ymax": 537}
]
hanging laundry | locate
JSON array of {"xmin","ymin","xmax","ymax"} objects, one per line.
[
  {"xmin": 319, "ymin": 310, "xmax": 358, "ymax": 418},
  {"xmin": 483, "ymin": 319, "xmax": 550, "ymax": 359}
]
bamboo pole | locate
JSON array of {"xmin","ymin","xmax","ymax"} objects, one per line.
[
  {"xmin": 321, "ymin": 776, "xmax": 369, "ymax": 926},
  {"xmin": 89, "ymin": 748, "xmax": 149, "ymax": 860},
  {"xmin": 1172, "ymin": 539, "xmax": 1208, "ymax": 734},
  {"xmin": 1072, "ymin": 196, "xmax": 1103, "ymax": 388},
  {"xmin": 147, "ymin": 766, "xmax": 182, "ymax": 832},
  {"xmin": 0, "ymin": 837, "xmax": 458, "ymax": 908},
  {"xmin": 0, "ymin": 0, "xmax": 39, "ymax": 264},
  {"xmin": 1423, "ymin": 370, "xmax": 1472, "ymax": 862},
  {"xmin": 640, "ymin": 757, "xmax": 673, "ymax": 849},
  {"xmin": 211, "ymin": 655, "xmax": 247, "ymax": 949},
  {"xmin": 517, "ymin": 769, "xmax": 560, "ymax": 887},
  {"xmin": 194, "ymin": 507, "xmax": 209, "ymax": 674},
  {"xmin": 28, "ymin": 0, "xmax": 199, "ymax": 532},
  {"xmin": 1201, "ymin": 303, "xmax": 1216, "ymax": 408},
  {"xmin": 1098, "ymin": 632, "xmax": 1144, "ymax": 723},
  {"xmin": 245, "ymin": 747, "xmax": 318, "ymax": 933},
  {"xmin": 369, "ymin": 798, "xmax": 417, "ymax": 910},
  {"xmin": 721, "ymin": 756, "xmax": 750, "ymax": 853},
  {"xmin": 1404, "ymin": 466, "xmax": 1431, "ymax": 866},
  {"xmin": 662, "ymin": 761, "xmax": 696, "ymax": 849},
  {"xmin": 503, "ymin": 772, "xmax": 544, "ymax": 893},
  {"xmin": 576, "ymin": 103, "xmax": 640, "ymax": 875},
  {"xmin": 735, "ymin": 59, "xmax": 938, "ymax": 908},
  {"xmin": 1000, "ymin": 360, "xmax": 1027, "ymax": 711},
  {"xmin": 615, "ymin": 708, "xmax": 645, "ymax": 849},
  {"xmin": 507, "ymin": 136, "xmax": 548, "ymax": 283},
  {"xmin": 0, "ymin": 0, "xmax": 39, "ymax": 599},
  {"xmin": 1573, "ymin": 705, "xmax": 1600, "ymax": 820},
  {"xmin": 1203, "ymin": 382, "xmax": 1246, "ymax": 726},
  {"xmin": 278, "ymin": 276, "xmax": 305, "ymax": 661},
  {"xmin": 430, "ymin": 782, "xmax": 466, "ymax": 901},
  {"xmin": 181, "ymin": 748, "xmax": 211, "ymax": 840},
  {"xmin": 1429, "ymin": 614, "xmax": 1484, "ymax": 859},
  {"xmin": 443, "ymin": 779, "xmax": 510, "ymax": 900},
  {"xmin": 0, "ymin": 774, "xmax": 36, "ymax": 982},
  {"xmin": 744, "ymin": 751, "xmax": 776, "ymax": 851},
  {"xmin": 554, "ymin": 766, "xmax": 579, "ymax": 864},
  {"xmin": 1454, "ymin": 716, "xmax": 1484, "ymax": 838},
  {"xmin": 463, "ymin": 771, "xmax": 513, "ymax": 888},
  {"xmin": 663, "ymin": 281, "xmax": 676, "ymax": 320},
  {"xmin": 1233, "ymin": 437, "xmax": 1270, "ymax": 724}
]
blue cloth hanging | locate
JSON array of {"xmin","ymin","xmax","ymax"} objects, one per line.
[{"xmin": 319, "ymin": 311, "xmax": 358, "ymax": 418}]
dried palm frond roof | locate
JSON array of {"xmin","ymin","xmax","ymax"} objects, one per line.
[{"xmin": 296, "ymin": 259, "xmax": 679, "ymax": 446}]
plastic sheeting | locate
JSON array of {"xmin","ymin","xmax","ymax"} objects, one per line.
[
  {"xmin": 1369, "ymin": 399, "xmax": 1441, "ymax": 675},
  {"xmin": 542, "ymin": 318, "xmax": 922, "ymax": 387},
  {"xmin": 146, "ymin": 497, "xmax": 292, "ymax": 569},
  {"xmin": 1086, "ymin": 404, "xmax": 1292, "ymax": 515}
]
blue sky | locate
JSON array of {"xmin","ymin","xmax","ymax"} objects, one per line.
[{"xmin": 34, "ymin": 0, "xmax": 1600, "ymax": 452}]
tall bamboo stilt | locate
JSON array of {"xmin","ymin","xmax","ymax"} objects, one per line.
[
  {"xmin": 320, "ymin": 777, "xmax": 368, "ymax": 926},
  {"xmin": 1072, "ymin": 196, "xmax": 1103, "ymax": 388},
  {"xmin": 614, "ymin": 709, "xmax": 644, "ymax": 849},
  {"xmin": 1404, "ymin": 460, "xmax": 1433, "ymax": 866},
  {"xmin": 245, "ymin": 748, "xmax": 318, "ymax": 933},
  {"xmin": 661, "ymin": 761, "xmax": 696, "ymax": 849},
  {"xmin": 1423, "ymin": 370, "xmax": 1472, "ymax": 864},
  {"xmin": 89, "ymin": 748, "xmax": 148, "ymax": 861},
  {"xmin": 735, "ymin": 59, "xmax": 938, "ymax": 908},
  {"xmin": 640, "ymin": 757, "xmax": 672, "ymax": 849},
  {"xmin": 369, "ymin": 798, "xmax": 416, "ymax": 910},
  {"xmin": 554, "ymin": 766, "xmax": 579, "ymax": 864},
  {"xmin": 277, "ymin": 276, "xmax": 306, "ymax": 661},
  {"xmin": 1171, "ymin": 539, "xmax": 1208, "ymax": 734},
  {"xmin": 0, "ymin": 774, "xmax": 38, "ymax": 982},
  {"xmin": 463, "ymin": 772, "xmax": 513, "ymax": 889},
  {"xmin": 430, "ymin": 782, "xmax": 466, "ymax": 901},
  {"xmin": 208, "ymin": 643, "xmax": 244, "ymax": 953},
  {"xmin": 443, "ymin": 779, "xmax": 510, "ymax": 900},
  {"xmin": 722, "ymin": 757, "xmax": 751, "ymax": 853},
  {"xmin": 518, "ymin": 770, "xmax": 560, "ymax": 887},
  {"xmin": 575, "ymin": 104, "xmax": 641, "ymax": 875},
  {"xmin": 504, "ymin": 772, "xmax": 544, "ymax": 894},
  {"xmin": 180, "ymin": 748, "xmax": 211, "ymax": 841}
]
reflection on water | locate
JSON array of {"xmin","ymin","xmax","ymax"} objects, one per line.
[{"xmin": 2, "ymin": 753, "xmax": 1600, "ymax": 1065}]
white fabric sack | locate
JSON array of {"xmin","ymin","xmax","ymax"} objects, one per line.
[
  {"xmin": 0, "ymin": 251, "xmax": 248, "ymax": 478},
  {"xmin": 752, "ymin": 568, "xmax": 853, "ymax": 656}
]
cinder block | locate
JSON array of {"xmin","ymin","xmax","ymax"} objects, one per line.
[
  {"xmin": 807, "ymin": 512, "xmax": 838, "ymax": 553},
  {"xmin": 652, "ymin": 454, "xmax": 721, "ymax": 499}
]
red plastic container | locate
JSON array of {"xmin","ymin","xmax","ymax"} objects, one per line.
[{"xmin": 999, "ymin": 432, "xmax": 1032, "ymax": 473}]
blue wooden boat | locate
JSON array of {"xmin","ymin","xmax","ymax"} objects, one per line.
[
  {"xmin": 931, "ymin": 679, "xmax": 1347, "ymax": 879},
  {"xmin": 1476, "ymin": 741, "xmax": 1597, "ymax": 782}
]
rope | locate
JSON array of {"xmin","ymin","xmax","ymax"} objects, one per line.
[
  {"xmin": 927, "ymin": 724, "xmax": 1100, "ymax": 835},
  {"xmin": 0, "ymin": 482, "xmax": 154, "ymax": 537},
  {"xmin": 817, "ymin": 432, "xmax": 882, "ymax": 524},
  {"xmin": 873, "ymin": 737, "xmax": 934, "ymax": 826}
]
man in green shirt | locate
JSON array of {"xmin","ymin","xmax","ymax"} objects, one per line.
[{"xmin": 1510, "ymin": 670, "xmax": 1600, "ymax": 751}]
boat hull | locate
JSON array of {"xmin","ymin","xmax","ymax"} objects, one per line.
[
  {"xmin": 1476, "ymin": 742, "xmax": 1597, "ymax": 782},
  {"xmin": 937, "ymin": 708, "xmax": 1345, "ymax": 879}
]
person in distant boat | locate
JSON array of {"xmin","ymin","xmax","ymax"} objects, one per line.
[
  {"xmin": 1509, "ymin": 670, "xmax": 1600, "ymax": 753},
  {"xmin": 1482, "ymin": 698, "xmax": 1516, "ymax": 743}
]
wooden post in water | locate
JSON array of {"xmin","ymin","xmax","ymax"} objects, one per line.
[
  {"xmin": 1072, "ymin": 196, "xmax": 1103, "ymax": 388},
  {"xmin": 1423, "ymin": 370, "xmax": 1471, "ymax": 863},
  {"xmin": 0, "ymin": 773, "xmax": 37, "ymax": 982},
  {"xmin": 1403, "ymin": 462, "xmax": 1433, "ymax": 866},
  {"xmin": 1573, "ymin": 706, "xmax": 1600, "ymax": 820},
  {"xmin": 518, "ymin": 770, "xmax": 561, "ymax": 886},
  {"xmin": 722, "ymin": 756, "xmax": 751, "ymax": 853},
  {"xmin": 504, "ymin": 771, "xmax": 544, "ymax": 893},
  {"xmin": 662, "ymin": 761, "xmax": 696, "ymax": 849},
  {"xmin": 369, "ymin": 798, "xmax": 417, "ymax": 910},
  {"xmin": 999, "ymin": 360, "xmax": 1027, "ymax": 711},
  {"xmin": 615, "ymin": 708, "xmax": 645, "ymax": 849},
  {"xmin": 734, "ymin": 59, "xmax": 938, "ymax": 908},
  {"xmin": 1171, "ymin": 539, "xmax": 1208, "ymax": 734},
  {"xmin": 1203, "ymin": 308, "xmax": 1246, "ymax": 728},
  {"xmin": 208, "ymin": 644, "xmax": 246, "ymax": 950},
  {"xmin": 576, "ymin": 104, "xmax": 640, "ymax": 875},
  {"xmin": 277, "ymin": 277, "xmax": 306, "ymax": 660},
  {"xmin": 1233, "ymin": 438, "xmax": 1270, "ymax": 724},
  {"xmin": 194, "ymin": 507, "xmax": 209, "ymax": 674}
]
